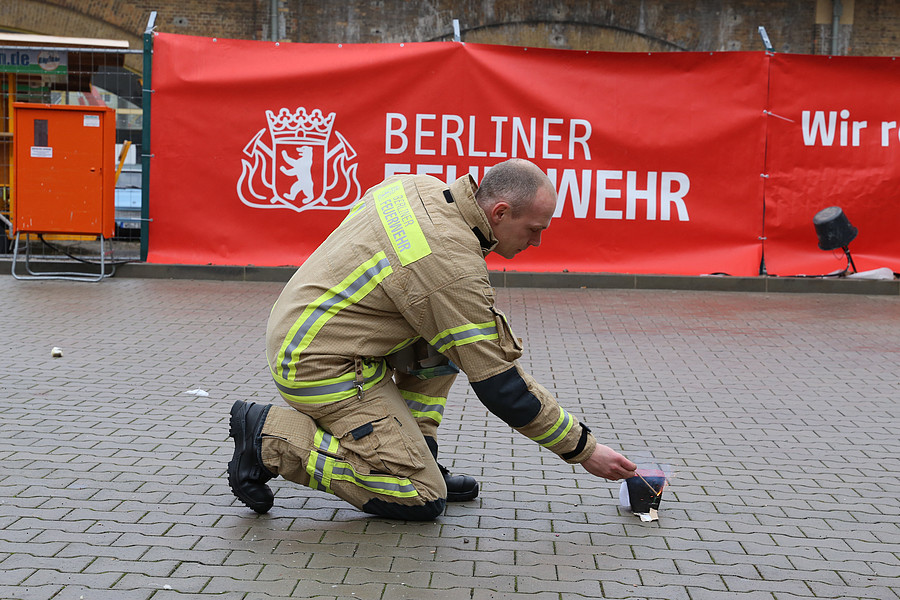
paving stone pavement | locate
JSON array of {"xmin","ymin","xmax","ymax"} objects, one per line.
[{"xmin": 0, "ymin": 276, "xmax": 898, "ymax": 600}]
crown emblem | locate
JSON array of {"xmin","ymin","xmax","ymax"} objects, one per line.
[
  {"xmin": 265, "ymin": 107, "xmax": 335, "ymax": 145},
  {"xmin": 239, "ymin": 105, "xmax": 360, "ymax": 213}
]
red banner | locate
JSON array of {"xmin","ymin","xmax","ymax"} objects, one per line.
[
  {"xmin": 764, "ymin": 53, "xmax": 900, "ymax": 275},
  {"xmin": 149, "ymin": 33, "xmax": 769, "ymax": 274},
  {"xmin": 149, "ymin": 33, "xmax": 899, "ymax": 275}
]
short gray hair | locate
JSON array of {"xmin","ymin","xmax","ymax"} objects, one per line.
[{"xmin": 475, "ymin": 159, "xmax": 552, "ymax": 216}]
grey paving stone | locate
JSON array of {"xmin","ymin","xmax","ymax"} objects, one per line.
[
  {"xmin": 20, "ymin": 570, "xmax": 123, "ymax": 589},
  {"xmin": 156, "ymin": 594, "xmax": 246, "ymax": 600},
  {"xmin": 599, "ymin": 582, "xmax": 691, "ymax": 599},
  {"xmin": 389, "ymin": 586, "xmax": 481, "ymax": 599},
  {"xmin": 0, "ymin": 585, "xmax": 63, "ymax": 600},
  {"xmin": 0, "ymin": 568, "xmax": 35, "ymax": 587},
  {"xmin": 2, "ymin": 279, "xmax": 899, "ymax": 599},
  {"xmin": 0, "ymin": 555, "xmax": 95, "ymax": 575},
  {"xmin": 688, "ymin": 589, "xmax": 775, "ymax": 600},
  {"xmin": 804, "ymin": 582, "xmax": 898, "ymax": 600},
  {"xmin": 113, "ymin": 573, "xmax": 212, "ymax": 594}
]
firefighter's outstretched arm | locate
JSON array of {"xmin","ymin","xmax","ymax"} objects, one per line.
[
  {"xmin": 412, "ymin": 277, "xmax": 636, "ymax": 474},
  {"xmin": 581, "ymin": 443, "xmax": 637, "ymax": 480}
]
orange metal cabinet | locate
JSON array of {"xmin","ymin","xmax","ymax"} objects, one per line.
[{"xmin": 13, "ymin": 103, "xmax": 116, "ymax": 238}]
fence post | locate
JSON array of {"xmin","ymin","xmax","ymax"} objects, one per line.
[{"xmin": 140, "ymin": 11, "xmax": 156, "ymax": 262}]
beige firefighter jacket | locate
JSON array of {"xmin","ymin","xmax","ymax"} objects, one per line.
[{"xmin": 266, "ymin": 173, "xmax": 597, "ymax": 465}]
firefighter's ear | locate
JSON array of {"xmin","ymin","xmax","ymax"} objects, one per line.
[{"xmin": 489, "ymin": 201, "xmax": 511, "ymax": 225}]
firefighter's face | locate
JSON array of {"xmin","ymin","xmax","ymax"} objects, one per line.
[{"xmin": 489, "ymin": 186, "xmax": 557, "ymax": 259}]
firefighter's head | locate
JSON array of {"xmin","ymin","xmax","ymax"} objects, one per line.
[{"xmin": 476, "ymin": 159, "xmax": 557, "ymax": 259}]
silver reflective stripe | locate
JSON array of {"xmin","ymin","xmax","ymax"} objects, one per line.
[
  {"xmin": 310, "ymin": 432, "xmax": 336, "ymax": 490},
  {"xmin": 313, "ymin": 431, "xmax": 331, "ymax": 491},
  {"xmin": 280, "ymin": 255, "xmax": 391, "ymax": 378},
  {"xmin": 542, "ymin": 410, "xmax": 572, "ymax": 447},
  {"xmin": 318, "ymin": 431, "xmax": 336, "ymax": 450},
  {"xmin": 331, "ymin": 464, "xmax": 418, "ymax": 494},
  {"xmin": 431, "ymin": 323, "xmax": 497, "ymax": 351},
  {"xmin": 275, "ymin": 360, "xmax": 386, "ymax": 400},
  {"xmin": 533, "ymin": 408, "xmax": 574, "ymax": 448},
  {"xmin": 404, "ymin": 397, "xmax": 445, "ymax": 418},
  {"xmin": 310, "ymin": 430, "xmax": 418, "ymax": 496},
  {"xmin": 312, "ymin": 451, "xmax": 329, "ymax": 488}
]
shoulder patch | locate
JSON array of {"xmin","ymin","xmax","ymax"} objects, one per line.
[{"xmin": 373, "ymin": 180, "xmax": 432, "ymax": 266}]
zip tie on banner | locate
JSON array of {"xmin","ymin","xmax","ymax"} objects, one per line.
[
  {"xmin": 764, "ymin": 110, "xmax": 795, "ymax": 123},
  {"xmin": 760, "ymin": 173, "xmax": 769, "ymax": 178}
]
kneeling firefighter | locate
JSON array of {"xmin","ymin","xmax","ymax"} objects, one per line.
[{"xmin": 228, "ymin": 159, "xmax": 637, "ymax": 520}]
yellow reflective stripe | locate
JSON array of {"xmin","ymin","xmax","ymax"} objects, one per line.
[
  {"xmin": 306, "ymin": 453, "xmax": 419, "ymax": 499},
  {"xmin": 429, "ymin": 321, "xmax": 498, "ymax": 353},
  {"xmin": 314, "ymin": 428, "xmax": 340, "ymax": 454},
  {"xmin": 387, "ymin": 336, "xmax": 420, "ymax": 355},
  {"xmin": 329, "ymin": 462, "xmax": 419, "ymax": 498},
  {"xmin": 277, "ymin": 253, "xmax": 392, "ymax": 380},
  {"xmin": 273, "ymin": 359, "xmax": 387, "ymax": 405},
  {"xmin": 400, "ymin": 389, "xmax": 446, "ymax": 425},
  {"xmin": 530, "ymin": 407, "xmax": 574, "ymax": 449},
  {"xmin": 308, "ymin": 429, "xmax": 340, "ymax": 493},
  {"xmin": 307, "ymin": 426, "xmax": 418, "ymax": 498},
  {"xmin": 307, "ymin": 450, "xmax": 333, "ymax": 493},
  {"xmin": 341, "ymin": 199, "xmax": 365, "ymax": 223},
  {"xmin": 373, "ymin": 180, "xmax": 431, "ymax": 266}
]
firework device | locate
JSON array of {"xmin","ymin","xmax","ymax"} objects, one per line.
[{"xmin": 619, "ymin": 469, "xmax": 668, "ymax": 522}]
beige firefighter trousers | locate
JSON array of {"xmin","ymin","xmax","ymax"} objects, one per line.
[{"xmin": 259, "ymin": 369, "xmax": 454, "ymax": 519}]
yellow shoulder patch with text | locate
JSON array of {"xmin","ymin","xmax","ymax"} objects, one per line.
[{"xmin": 373, "ymin": 180, "xmax": 432, "ymax": 266}]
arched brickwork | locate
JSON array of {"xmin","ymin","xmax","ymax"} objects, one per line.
[
  {"xmin": 1, "ymin": 1, "xmax": 900, "ymax": 70},
  {"xmin": 446, "ymin": 21, "xmax": 685, "ymax": 52}
]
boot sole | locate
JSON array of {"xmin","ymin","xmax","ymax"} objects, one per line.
[{"xmin": 228, "ymin": 401, "xmax": 273, "ymax": 514}]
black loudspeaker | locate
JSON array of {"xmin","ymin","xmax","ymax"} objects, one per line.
[
  {"xmin": 813, "ymin": 206, "xmax": 858, "ymax": 251},
  {"xmin": 813, "ymin": 206, "xmax": 859, "ymax": 274}
]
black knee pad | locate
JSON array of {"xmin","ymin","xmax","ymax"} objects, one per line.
[{"xmin": 362, "ymin": 497, "xmax": 446, "ymax": 521}]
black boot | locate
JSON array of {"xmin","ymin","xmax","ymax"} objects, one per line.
[
  {"xmin": 439, "ymin": 463, "xmax": 480, "ymax": 502},
  {"xmin": 425, "ymin": 436, "xmax": 479, "ymax": 502},
  {"xmin": 228, "ymin": 400, "xmax": 276, "ymax": 514}
]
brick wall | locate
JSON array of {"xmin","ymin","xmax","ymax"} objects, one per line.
[
  {"xmin": 3, "ymin": 0, "xmax": 900, "ymax": 76},
  {"xmin": 846, "ymin": 1, "xmax": 900, "ymax": 55}
]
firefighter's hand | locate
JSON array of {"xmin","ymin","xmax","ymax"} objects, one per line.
[{"xmin": 581, "ymin": 444, "xmax": 637, "ymax": 480}]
